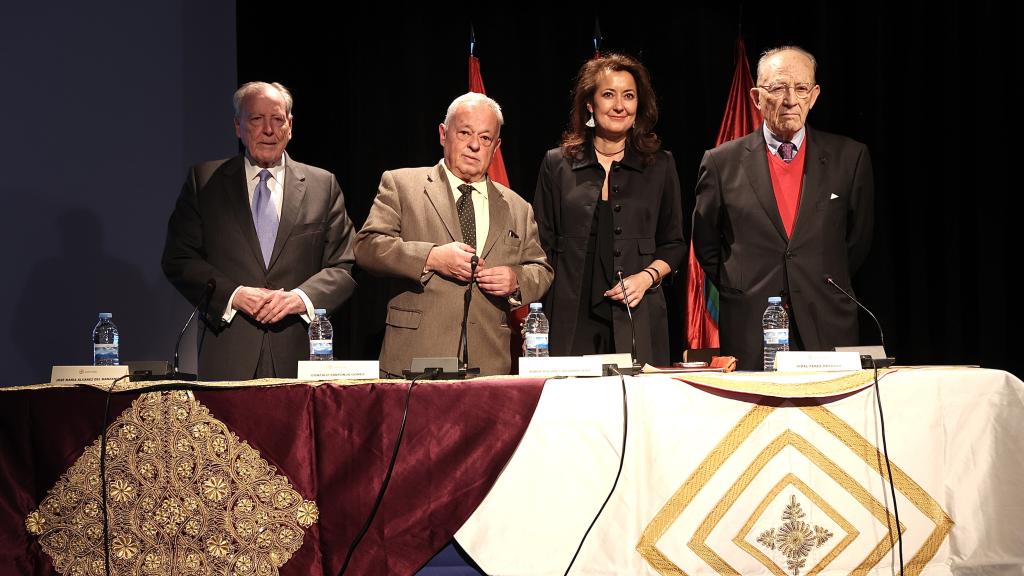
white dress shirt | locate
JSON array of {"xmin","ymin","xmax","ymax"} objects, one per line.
[{"xmin": 223, "ymin": 154, "xmax": 315, "ymax": 324}]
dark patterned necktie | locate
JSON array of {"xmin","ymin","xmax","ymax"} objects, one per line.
[
  {"xmin": 779, "ymin": 142, "xmax": 796, "ymax": 163},
  {"xmin": 456, "ymin": 183, "xmax": 476, "ymax": 249}
]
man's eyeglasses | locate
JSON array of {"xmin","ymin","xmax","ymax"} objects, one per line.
[
  {"xmin": 758, "ymin": 83, "xmax": 816, "ymax": 99},
  {"xmin": 453, "ymin": 129, "xmax": 497, "ymax": 147}
]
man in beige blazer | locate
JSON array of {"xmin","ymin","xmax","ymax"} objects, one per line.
[{"xmin": 356, "ymin": 93, "xmax": 552, "ymax": 376}]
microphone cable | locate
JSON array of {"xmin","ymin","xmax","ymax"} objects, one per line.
[
  {"xmin": 99, "ymin": 373, "xmax": 131, "ymax": 576},
  {"xmin": 563, "ymin": 368, "xmax": 629, "ymax": 576},
  {"xmin": 338, "ymin": 369, "xmax": 434, "ymax": 575},
  {"xmin": 870, "ymin": 362, "xmax": 904, "ymax": 575},
  {"xmin": 616, "ymin": 271, "xmax": 639, "ymax": 367},
  {"xmin": 825, "ymin": 275, "xmax": 903, "ymax": 574}
]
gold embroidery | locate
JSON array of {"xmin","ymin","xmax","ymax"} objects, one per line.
[
  {"xmin": 25, "ymin": 390, "xmax": 318, "ymax": 576},
  {"xmin": 754, "ymin": 495, "xmax": 834, "ymax": 576},
  {"xmin": 671, "ymin": 370, "xmax": 884, "ymax": 399},
  {"xmin": 688, "ymin": 430, "xmax": 901, "ymax": 575},
  {"xmin": 802, "ymin": 406, "xmax": 954, "ymax": 573},
  {"xmin": 0, "ymin": 376, "xmax": 379, "ymax": 392},
  {"xmin": 636, "ymin": 402, "xmax": 953, "ymax": 576},
  {"xmin": 636, "ymin": 402, "xmax": 779, "ymax": 575}
]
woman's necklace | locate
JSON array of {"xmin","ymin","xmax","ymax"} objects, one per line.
[{"xmin": 595, "ymin": 143, "xmax": 626, "ymax": 156}]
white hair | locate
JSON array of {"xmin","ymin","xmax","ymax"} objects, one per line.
[
  {"xmin": 233, "ymin": 81, "xmax": 294, "ymax": 119},
  {"xmin": 756, "ymin": 46, "xmax": 818, "ymax": 85},
  {"xmin": 444, "ymin": 92, "xmax": 504, "ymax": 129}
]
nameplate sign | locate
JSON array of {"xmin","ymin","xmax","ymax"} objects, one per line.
[
  {"xmin": 775, "ymin": 351, "xmax": 863, "ymax": 372},
  {"xmin": 585, "ymin": 353, "xmax": 635, "ymax": 369},
  {"xmin": 297, "ymin": 361, "xmax": 379, "ymax": 380},
  {"xmin": 51, "ymin": 365, "xmax": 130, "ymax": 386},
  {"xmin": 519, "ymin": 356, "xmax": 604, "ymax": 378}
]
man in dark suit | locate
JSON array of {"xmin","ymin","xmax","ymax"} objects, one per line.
[
  {"xmin": 355, "ymin": 93, "xmax": 552, "ymax": 376},
  {"xmin": 692, "ymin": 46, "xmax": 874, "ymax": 370},
  {"xmin": 163, "ymin": 81, "xmax": 356, "ymax": 380}
]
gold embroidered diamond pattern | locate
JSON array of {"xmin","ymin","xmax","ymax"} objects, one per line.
[
  {"xmin": 25, "ymin": 391, "xmax": 318, "ymax": 576},
  {"xmin": 636, "ymin": 405, "xmax": 954, "ymax": 576}
]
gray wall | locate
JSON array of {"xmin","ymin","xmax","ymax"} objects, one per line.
[{"xmin": 1, "ymin": 1, "xmax": 237, "ymax": 385}]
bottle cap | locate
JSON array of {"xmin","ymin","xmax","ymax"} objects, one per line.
[
  {"xmin": 768, "ymin": 296, "xmax": 782, "ymax": 304},
  {"xmin": 98, "ymin": 312, "xmax": 112, "ymax": 319},
  {"xmin": 314, "ymin": 308, "xmax": 327, "ymax": 315},
  {"xmin": 529, "ymin": 302, "xmax": 543, "ymax": 311}
]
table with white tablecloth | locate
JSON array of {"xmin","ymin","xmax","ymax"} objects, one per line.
[{"xmin": 457, "ymin": 367, "xmax": 1024, "ymax": 575}]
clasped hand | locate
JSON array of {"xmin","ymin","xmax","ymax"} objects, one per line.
[
  {"xmin": 427, "ymin": 242, "xmax": 519, "ymax": 296},
  {"xmin": 233, "ymin": 287, "xmax": 306, "ymax": 324}
]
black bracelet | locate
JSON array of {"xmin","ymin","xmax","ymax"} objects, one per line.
[
  {"xmin": 643, "ymin": 267, "xmax": 663, "ymax": 290},
  {"xmin": 641, "ymin": 268, "xmax": 658, "ymax": 288}
]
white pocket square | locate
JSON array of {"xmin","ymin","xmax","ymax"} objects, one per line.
[{"xmin": 830, "ymin": 193, "xmax": 839, "ymax": 200}]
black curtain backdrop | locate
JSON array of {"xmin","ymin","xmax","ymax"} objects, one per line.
[{"xmin": 236, "ymin": 1, "xmax": 1020, "ymax": 376}]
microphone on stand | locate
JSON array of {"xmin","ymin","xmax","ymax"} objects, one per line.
[
  {"xmin": 403, "ymin": 256, "xmax": 480, "ymax": 379},
  {"xmin": 169, "ymin": 279, "xmax": 216, "ymax": 380},
  {"xmin": 459, "ymin": 256, "xmax": 479, "ymax": 372},
  {"xmin": 824, "ymin": 275, "xmax": 894, "ymax": 368},
  {"xmin": 614, "ymin": 271, "xmax": 643, "ymax": 375},
  {"xmin": 823, "ymin": 274, "xmax": 904, "ymax": 574},
  {"xmin": 173, "ymin": 279, "xmax": 215, "ymax": 380},
  {"xmin": 129, "ymin": 279, "xmax": 214, "ymax": 382}
]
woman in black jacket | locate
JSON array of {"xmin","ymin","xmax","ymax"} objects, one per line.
[{"xmin": 533, "ymin": 53, "xmax": 685, "ymax": 366}]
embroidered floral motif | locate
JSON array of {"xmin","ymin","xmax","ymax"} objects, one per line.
[
  {"xmin": 758, "ymin": 495, "xmax": 834, "ymax": 576},
  {"xmin": 203, "ymin": 476, "xmax": 229, "ymax": 502},
  {"xmin": 25, "ymin": 511, "xmax": 46, "ymax": 535},
  {"xmin": 111, "ymin": 535, "xmax": 138, "ymax": 560},
  {"xmin": 26, "ymin": 391, "xmax": 318, "ymax": 575},
  {"xmin": 296, "ymin": 501, "xmax": 319, "ymax": 528}
]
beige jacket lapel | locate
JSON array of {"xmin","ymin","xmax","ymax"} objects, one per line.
[{"xmin": 423, "ymin": 162, "xmax": 462, "ymax": 244}]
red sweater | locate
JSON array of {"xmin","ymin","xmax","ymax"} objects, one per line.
[{"xmin": 767, "ymin": 143, "xmax": 806, "ymax": 238}]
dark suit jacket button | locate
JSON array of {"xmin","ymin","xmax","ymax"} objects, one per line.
[
  {"xmin": 614, "ymin": 227, "xmax": 622, "ymax": 235},
  {"xmin": 785, "ymin": 251, "xmax": 794, "ymax": 259},
  {"xmin": 614, "ymin": 204, "xmax": 622, "ymax": 212},
  {"xmin": 614, "ymin": 248, "xmax": 622, "ymax": 257}
]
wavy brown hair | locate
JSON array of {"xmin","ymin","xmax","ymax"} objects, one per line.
[{"xmin": 561, "ymin": 53, "xmax": 661, "ymax": 165}]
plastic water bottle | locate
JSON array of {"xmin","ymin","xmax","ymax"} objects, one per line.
[
  {"xmin": 93, "ymin": 313, "xmax": 120, "ymax": 366},
  {"xmin": 523, "ymin": 303, "xmax": 550, "ymax": 357},
  {"xmin": 308, "ymin": 309, "xmax": 334, "ymax": 361},
  {"xmin": 762, "ymin": 296, "xmax": 790, "ymax": 371}
]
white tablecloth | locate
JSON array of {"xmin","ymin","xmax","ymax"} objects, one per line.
[{"xmin": 457, "ymin": 367, "xmax": 1024, "ymax": 575}]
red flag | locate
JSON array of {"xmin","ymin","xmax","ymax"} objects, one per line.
[
  {"xmin": 686, "ymin": 37, "xmax": 763, "ymax": 349},
  {"xmin": 468, "ymin": 51, "xmax": 524, "ymax": 363},
  {"xmin": 468, "ymin": 55, "xmax": 510, "ymax": 187}
]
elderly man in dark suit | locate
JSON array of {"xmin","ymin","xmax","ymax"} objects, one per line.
[
  {"xmin": 355, "ymin": 92, "xmax": 552, "ymax": 377},
  {"xmin": 692, "ymin": 46, "xmax": 874, "ymax": 370},
  {"xmin": 163, "ymin": 81, "xmax": 356, "ymax": 380}
]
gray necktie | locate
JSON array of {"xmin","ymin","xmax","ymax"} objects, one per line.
[
  {"xmin": 456, "ymin": 183, "xmax": 476, "ymax": 250},
  {"xmin": 778, "ymin": 142, "xmax": 796, "ymax": 163},
  {"xmin": 252, "ymin": 169, "xmax": 279, "ymax": 267}
]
